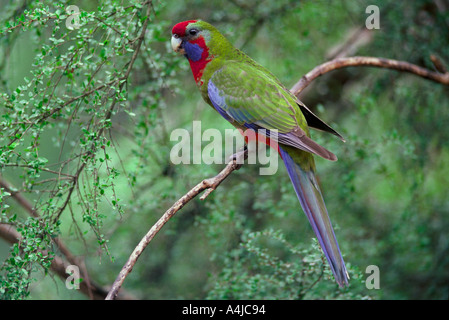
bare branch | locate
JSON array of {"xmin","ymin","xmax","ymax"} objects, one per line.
[
  {"xmin": 430, "ymin": 54, "xmax": 448, "ymax": 74},
  {"xmin": 105, "ymin": 159, "xmax": 241, "ymax": 300},
  {"xmin": 291, "ymin": 56, "xmax": 449, "ymax": 96}
]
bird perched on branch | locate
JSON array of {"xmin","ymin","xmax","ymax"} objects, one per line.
[{"xmin": 171, "ymin": 20, "xmax": 349, "ymax": 287}]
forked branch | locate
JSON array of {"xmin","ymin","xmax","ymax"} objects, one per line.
[{"xmin": 105, "ymin": 159, "xmax": 241, "ymax": 300}]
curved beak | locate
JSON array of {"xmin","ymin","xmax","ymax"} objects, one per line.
[{"xmin": 171, "ymin": 35, "xmax": 185, "ymax": 54}]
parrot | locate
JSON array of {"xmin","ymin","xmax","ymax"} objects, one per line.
[{"xmin": 171, "ymin": 20, "xmax": 350, "ymax": 287}]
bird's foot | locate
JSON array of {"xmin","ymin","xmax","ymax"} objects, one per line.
[{"xmin": 228, "ymin": 146, "xmax": 248, "ymax": 170}]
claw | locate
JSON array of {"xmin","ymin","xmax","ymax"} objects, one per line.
[{"xmin": 228, "ymin": 145, "xmax": 248, "ymax": 169}]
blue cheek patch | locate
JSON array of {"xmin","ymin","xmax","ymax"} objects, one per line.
[{"xmin": 184, "ymin": 41, "xmax": 204, "ymax": 62}]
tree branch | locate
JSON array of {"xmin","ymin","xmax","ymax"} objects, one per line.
[
  {"xmin": 106, "ymin": 54, "xmax": 449, "ymax": 299},
  {"xmin": 105, "ymin": 159, "xmax": 241, "ymax": 300},
  {"xmin": 291, "ymin": 56, "xmax": 449, "ymax": 96},
  {"xmin": 0, "ymin": 222, "xmax": 135, "ymax": 299},
  {"xmin": 1, "ymin": 0, "xmax": 154, "ymax": 300},
  {"xmin": 0, "ymin": 177, "xmax": 38, "ymax": 217},
  {"xmin": 0, "ymin": 176, "xmax": 135, "ymax": 299}
]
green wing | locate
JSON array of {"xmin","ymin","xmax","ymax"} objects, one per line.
[
  {"xmin": 207, "ymin": 61, "xmax": 337, "ymax": 161},
  {"xmin": 208, "ymin": 61, "xmax": 303, "ymax": 132}
]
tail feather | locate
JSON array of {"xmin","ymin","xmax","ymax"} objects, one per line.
[{"xmin": 279, "ymin": 147, "xmax": 349, "ymax": 287}]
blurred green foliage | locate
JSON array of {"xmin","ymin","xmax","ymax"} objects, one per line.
[{"xmin": 0, "ymin": 0, "xmax": 448, "ymax": 299}]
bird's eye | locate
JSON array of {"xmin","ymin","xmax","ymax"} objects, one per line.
[{"xmin": 189, "ymin": 29, "xmax": 199, "ymax": 36}]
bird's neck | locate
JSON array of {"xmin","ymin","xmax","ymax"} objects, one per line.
[{"xmin": 188, "ymin": 57, "xmax": 212, "ymax": 86}]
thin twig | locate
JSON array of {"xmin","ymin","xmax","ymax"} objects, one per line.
[
  {"xmin": 0, "ymin": 177, "xmax": 38, "ymax": 218},
  {"xmin": 430, "ymin": 54, "xmax": 448, "ymax": 74}
]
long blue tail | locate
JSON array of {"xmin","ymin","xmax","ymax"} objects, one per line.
[{"xmin": 279, "ymin": 147, "xmax": 349, "ymax": 287}]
